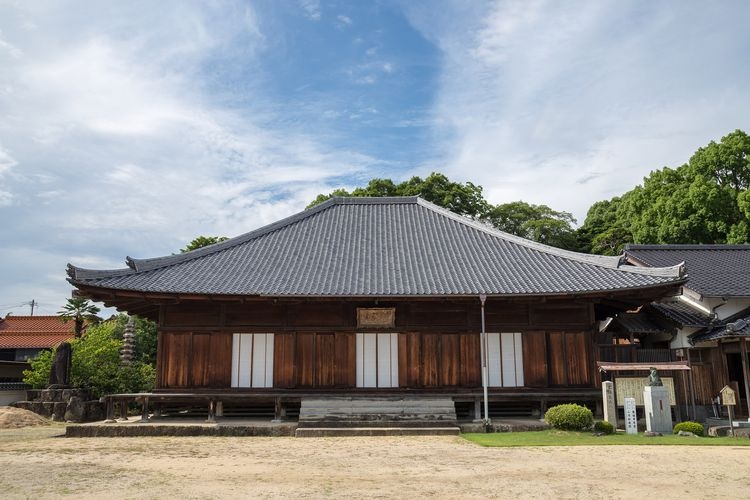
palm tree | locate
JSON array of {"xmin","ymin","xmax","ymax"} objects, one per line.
[{"xmin": 57, "ymin": 297, "xmax": 101, "ymax": 338}]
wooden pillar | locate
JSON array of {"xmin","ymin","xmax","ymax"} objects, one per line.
[
  {"xmin": 473, "ymin": 398, "xmax": 482, "ymax": 422},
  {"xmin": 104, "ymin": 397, "xmax": 116, "ymax": 423},
  {"xmin": 118, "ymin": 399, "xmax": 128, "ymax": 421},
  {"xmin": 206, "ymin": 399, "xmax": 216, "ymax": 423},
  {"xmin": 273, "ymin": 397, "xmax": 286, "ymax": 422},
  {"xmin": 140, "ymin": 396, "xmax": 150, "ymax": 422},
  {"xmin": 719, "ymin": 340, "xmax": 730, "ymax": 388},
  {"xmin": 740, "ymin": 339, "xmax": 750, "ymax": 418}
]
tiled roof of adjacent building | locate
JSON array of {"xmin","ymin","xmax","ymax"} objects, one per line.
[
  {"xmin": 625, "ymin": 244, "xmax": 750, "ymax": 297},
  {"xmin": 650, "ymin": 301, "xmax": 713, "ymax": 328},
  {"xmin": 691, "ymin": 310, "xmax": 750, "ymax": 343},
  {"xmin": 608, "ymin": 312, "xmax": 665, "ymax": 335},
  {"xmin": 0, "ymin": 315, "xmax": 73, "ymax": 348},
  {"xmin": 68, "ymin": 197, "xmax": 686, "ymax": 297}
]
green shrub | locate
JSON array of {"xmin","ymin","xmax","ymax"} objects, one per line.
[
  {"xmin": 544, "ymin": 404, "xmax": 594, "ymax": 431},
  {"xmin": 593, "ymin": 420, "xmax": 615, "ymax": 434},
  {"xmin": 23, "ymin": 348, "xmax": 54, "ymax": 389},
  {"xmin": 23, "ymin": 320, "xmax": 156, "ymax": 398},
  {"xmin": 673, "ymin": 421, "xmax": 704, "ymax": 436}
]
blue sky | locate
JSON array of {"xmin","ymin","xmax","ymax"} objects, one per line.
[{"xmin": 1, "ymin": 0, "xmax": 749, "ymax": 315}]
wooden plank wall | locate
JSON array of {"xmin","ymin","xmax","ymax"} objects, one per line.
[
  {"xmin": 156, "ymin": 298, "xmax": 596, "ymax": 390},
  {"xmin": 159, "ymin": 332, "xmax": 232, "ymax": 388}
]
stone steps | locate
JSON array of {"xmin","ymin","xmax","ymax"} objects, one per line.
[
  {"xmin": 295, "ymin": 427, "xmax": 460, "ymax": 437},
  {"xmin": 298, "ymin": 396, "xmax": 458, "ymax": 428}
]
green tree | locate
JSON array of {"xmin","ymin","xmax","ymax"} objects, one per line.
[
  {"xmin": 180, "ymin": 235, "xmax": 228, "ymax": 253},
  {"xmin": 110, "ymin": 314, "xmax": 158, "ymax": 366},
  {"xmin": 308, "ymin": 172, "xmax": 583, "ymax": 249},
  {"xmin": 307, "ymin": 172, "xmax": 489, "ymax": 218},
  {"xmin": 397, "ymin": 173, "xmax": 489, "ymax": 217},
  {"xmin": 23, "ymin": 320, "xmax": 156, "ymax": 398},
  {"xmin": 577, "ymin": 197, "xmax": 632, "ymax": 255},
  {"xmin": 579, "ymin": 129, "xmax": 750, "ymax": 251},
  {"xmin": 57, "ymin": 297, "xmax": 101, "ymax": 338},
  {"xmin": 485, "ymin": 201, "xmax": 579, "ymax": 250}
]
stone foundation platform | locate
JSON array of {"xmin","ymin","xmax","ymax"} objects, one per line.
[{"xmin": 13, "ymin": 389, "xmax": 104, "ymax": 423}]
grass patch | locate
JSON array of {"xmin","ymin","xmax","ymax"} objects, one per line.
[{"xmin": 463, "ymin": 429, "xmax": 750, "ymax": 447}]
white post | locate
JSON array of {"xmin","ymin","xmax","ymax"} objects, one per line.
[
  {"xmin": 624, "ymin": 397, "xmax": 637, "ymax": 435},
  {"xmin": 480, "ymin": 294, "xmax": 489, "ymax": 425}
]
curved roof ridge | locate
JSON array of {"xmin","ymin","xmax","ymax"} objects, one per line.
[
  {"xmin": 414, "ymin": 198, "xmax": 685, "ymax": 279},
  {"xmin": 626, "ymin": 243, "xmax": 750, "ymax": 250},
  {"xmin": 67, "ymin": 263, "xmax": 135, "ymax": 281},
  {"xmin": 69, "ymin": 197, "xmax": 404, "ymax": 278},
  {"xmin": 68, "ymin": 196, "xmax": 685, "ymax": 280},
  {"xmin": 125, "ymin": 196, "xmax": 347, "ymax": 273}
]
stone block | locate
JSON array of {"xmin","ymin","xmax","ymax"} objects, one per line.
[
  {"xmin": 64, "ymin": 396, "xmax": 85, "ymax": 423},
  {"xmin": 52, "ymin": 402, "xmax": 67, "ymax": 422},
  {"xmin": 602, "ymin": 381, "xmax": 617, "ymax": 428},
  {"xmin": 644, "ymin": 386, "xmax": 672, "ymax": 434},
  {"xmin": 84, "ymin": 401, "xmax": 105, "ymax": 422}
]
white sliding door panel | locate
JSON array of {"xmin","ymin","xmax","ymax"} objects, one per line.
[
  {"xmin": 501, "ymin": 333, "xmax": 517, "ymax": 387},
  {"xmin": 356, "ymin": 333, "xmax": 398, "ymax": 388},
  {"xmin": 356, "ymin": 333, "xmax": 364, "ymax": 387},
  {"xmin": 377, "ymin": 333, "xmax": 392, "ymax": 387},
  {"xmin": 513, "ymin": 332, "xmax": 524, "ymax": 387},
  {"xmin": 251, "ymin": 333, "xmax": 266, "ymax": 388},
  {"xmin": 362, "ymin": 333, "xmax": 378, "ymax": 387},
  {"xmin": 486, "ymin": 332, "xmax": 525, "ymax": 388},
  {"xmin": 231, "ymin": 333, "xmax": 241, "ymax": 388},
  {"xmin": 238, "ymin": 333, "xmax": 253, "ymax": 387},
  {"xmin": 231, "ymin": 333, "xmax": 274, "ymax": 388},
  {"xmin": 487, "ymin": 333, "xmax": 502, "ymax": 387}
]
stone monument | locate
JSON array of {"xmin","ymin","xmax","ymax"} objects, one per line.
[
  {"xmin": 624, "ymin": 397, "xmax": 637, "ymax": 435},
  {"xmin": 602, "ymin": 380, "xmax": 617, "ymax": 428},
  {"xmin": 644, "ymin": 367, "xmax": 672, "ymax": 434},
  {"xmin": 48, "ymin": 341, "xmax": 72, "ymax": 388}
]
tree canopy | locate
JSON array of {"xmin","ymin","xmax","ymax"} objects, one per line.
[
  {"xmin": 23, "ymin": 318, "xmax": 156, "ymax": 398},
  {"xmin": 309, "ymin": 172, "xmax": 580, "ymax": 250},
  {"xmin": 485, "ymin": 202, "xmax": 578, "ymax": 250},
  {"xmin": 57, "ymin": 297, "xmax": 101, "ymax": 338},
  {"xmin": 180, "ymin": 235, "xmax": 229, "ymax": 253},
  {"xmin": 308, "ymin": 173, "xmax": 489, "ymax": 218},
  {"xmin": 579, "ymin": 129, "xmax": 750, "ymax": 253}
]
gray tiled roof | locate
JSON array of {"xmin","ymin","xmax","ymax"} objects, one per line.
[
  {"xmin": 691, "ymin": 311, "xmax": 750, "ymax": 343},
  {"xmin": 625, "ymin": 244, "xmax": 750, "ymax": 297},
  {"xmin": 650, "ymin": 301, "xmax": 712, "ymax": 328},
  {"xmin": 68, "ymin": 197, "xmax": 685, "ymax": 297},
  {"xmin": 609, "ymin": 312, "xmax": 665, "ymax": 335}
]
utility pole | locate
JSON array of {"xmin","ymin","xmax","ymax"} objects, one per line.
[{"xmin": 29, "ymin": 299, "xmax": 36, "ymax": 316}]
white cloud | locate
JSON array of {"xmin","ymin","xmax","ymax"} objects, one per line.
[
  {"xmin": 404, "ymin": 0, "xmax": 750, "ymax": 221},
  {"xmin": 0, "ymin": 145, "xmax": 16, "ymax": 206},
  {"xmin": 337, "ymin": 15, "xmax": 352, "ymax": 26},
  {"xmin": 299, "ymin": 0, "xmax": 321, "ymax": 21},
  {"xmin": 0, "ymin": 1, "xmax": 379, "ymax": 313}
]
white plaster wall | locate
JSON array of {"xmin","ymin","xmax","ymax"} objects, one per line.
[{"xmin": 670, "ymin": 327, "xmax": 699, "ymax": 349}]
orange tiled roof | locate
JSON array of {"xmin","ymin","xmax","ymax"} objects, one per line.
[{"xmin": 0, "ymin": 315, "xmax": 73, "ymax": 349}]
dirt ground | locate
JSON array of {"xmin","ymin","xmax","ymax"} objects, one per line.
[{"xmin": 0, "ymin": 426, "xmax": 749, "ymax": 499}]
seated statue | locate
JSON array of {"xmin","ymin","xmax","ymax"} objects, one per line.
[
  {"xmin": 647, "ymin": 367, "xmax": 663, "ymax": 387},
  {"xmin": 48, "ymin": 341, "xmax": 72, "ymax": 388}
]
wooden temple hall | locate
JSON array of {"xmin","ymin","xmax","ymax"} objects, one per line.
[{"xmin": 67, "ymin": 197, "xmax": 687, "ymax": 425}]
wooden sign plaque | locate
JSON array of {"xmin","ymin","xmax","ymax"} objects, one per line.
[
  {"xmin": 721, "ymin": 385, "xmax": 737, "ymax": 406},
  {"xmin": 356, "ymin": 307, "xmax": 395, "ymax": 329}
]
